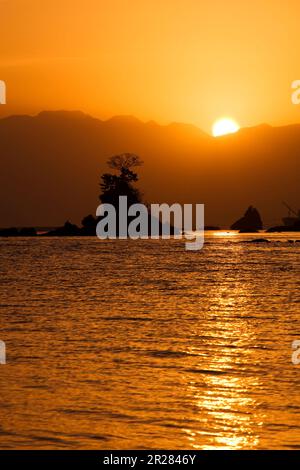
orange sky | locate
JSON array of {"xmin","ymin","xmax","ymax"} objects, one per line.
[{"xmin": 0, "ymin": 0, "xmax": 299, "ymax": 132}]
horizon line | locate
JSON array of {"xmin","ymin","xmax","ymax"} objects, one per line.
[{"xmin": 1, "ymin": 109, "xmax": 300, "ymax": 136}]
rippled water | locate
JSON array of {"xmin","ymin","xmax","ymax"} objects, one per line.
[{"xmin": 0, "ymin": 232, "xmax": 300, "ymax": 449}]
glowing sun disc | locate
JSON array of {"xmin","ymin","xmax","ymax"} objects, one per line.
[{"xmin": 212, "ymin": 118, "xmax": 240, "ymax": 137}]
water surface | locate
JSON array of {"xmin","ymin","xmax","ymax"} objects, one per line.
[{"xmin": 0, "ymin": 232, "xmax": 300, "ymax": 449}]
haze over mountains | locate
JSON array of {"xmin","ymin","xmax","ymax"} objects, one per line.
[{"xmin": 0, "ymin": 111, "xmax": 299, "ymax": 228}]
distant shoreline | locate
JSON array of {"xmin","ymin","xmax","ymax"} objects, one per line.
[{"xmin": 1, "ymin": 227, "xmax": 300, "ymax": 238}]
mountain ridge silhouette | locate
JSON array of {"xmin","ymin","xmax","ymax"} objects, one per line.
[{"xmin": 0, "ymin": 110, "xmax": 299, "ymax": 227}]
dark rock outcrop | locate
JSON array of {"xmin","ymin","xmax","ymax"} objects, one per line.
[
  {"xmin": 19, "ymin": 227, "xmax": 37, "ymax": 236},
  {"xmin": 0, "ymin": 227, "xmax": 37, "ymax": 237},
  {"xmin": 80, "ymin": 214, "xmax": 98, "ymax": 236},
  {"xmin": 42, "ymin": 213, "xmax": 180, "ymax": 237},
  {"xmin": 239, "ymin": 228, "xmax": 259, "ymax": 233},
  {"xmin": 43, "ymin": 221, "xmax": 81, "ymax": 236},
  {"xmin": 267, "ymin": 220, "xmax": 300, "ymax": 232},
  {"xmin": 248, "ymin": 238, "xmax": 270, "ymax": 243},
  {"xmin": 231, "ymin": 206, "xmax": 263, "ymax": 232},
  {"xmin": 0, "ymin": 214, "xmax": 180, "ymax": 238},
  {"xmin": 0, "ymin": 227, "xmax": 19, "ymax": 237}
]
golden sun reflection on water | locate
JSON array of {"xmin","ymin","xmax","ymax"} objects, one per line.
[
  {"xmin": 213, "ymin": 231, "xmax": 238, "ymax": 237},
  {"xmin": 182, "ymin": 277, "xmax": 266, "ymax": 449},
  {"xmin": 183, "ymin": 374, "xmax": 263, "ymax": 450}
]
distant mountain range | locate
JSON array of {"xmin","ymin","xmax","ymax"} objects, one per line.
[{"xmin": 0, "ymin": 110, "xmax": 299, "ymax": 227}]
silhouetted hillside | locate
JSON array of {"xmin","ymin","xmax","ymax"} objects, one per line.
[{"xmin": 0, "ymin": 111, "xmax": 299, "ymax": 227}]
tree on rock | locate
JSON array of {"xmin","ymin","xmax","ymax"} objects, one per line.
[{"xmin": 99, "ymin": 153, "xmax": 143, "ymax": 207}]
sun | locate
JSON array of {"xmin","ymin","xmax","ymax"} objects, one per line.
[{"xmin": 212, "ymin": 118, "xmax": 240, "ymax": 137}]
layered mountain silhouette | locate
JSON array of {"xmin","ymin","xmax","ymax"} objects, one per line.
[{"xmin": 0, "ymin": 110, "xmax": 299, "ymax": 227}]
